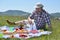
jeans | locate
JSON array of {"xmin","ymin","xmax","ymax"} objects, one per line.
[{"xmin": 36, "ymin": 25, "xmax": 47, "ymax": 31}]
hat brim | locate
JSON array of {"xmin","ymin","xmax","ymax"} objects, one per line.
[{"xmin": 35, "ymin": 6, "xmax": 43, "ymax": 8}]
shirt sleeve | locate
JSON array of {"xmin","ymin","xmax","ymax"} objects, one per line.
[
  {"xmin": 29, "ymin": 12, "xmax": 35, "ymax": 19},
  {"xmin": 45, "ymin": 13, "xmax": 51, "ymax": 26}
]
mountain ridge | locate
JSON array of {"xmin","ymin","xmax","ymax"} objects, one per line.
[
  {"xmin": 0, "ymin": 10, "xmax": 60, "ymax": 18},
  {"xmin": 0, "ymin": 10, "xmax": 30, "ymax": 16}
]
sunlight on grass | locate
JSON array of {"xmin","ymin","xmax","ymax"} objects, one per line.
[{"xmin": 0, "ymin": 16, "xmax": 60, "ymax": 40}]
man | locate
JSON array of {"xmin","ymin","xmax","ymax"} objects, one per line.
[
  {"xmin": 6, "ymin": 3, "xmax": 52, "ymax": 31},
  {"xmin": 28, "ymin": 3, "xmax": 52, "ymax": 31}
]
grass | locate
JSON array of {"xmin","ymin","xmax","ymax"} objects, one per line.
[
  {"xmin": 0, "ymin": 16, "xmax": 60, "ymax": 40},
  {"xmin": 0, "ymin": 16, "xmax": 27, "ymax": 26}
]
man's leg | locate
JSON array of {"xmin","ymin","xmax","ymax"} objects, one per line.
[
  {"xmin": 36, "ymin": 25, "xmax": 47, "ymax": 31},
  {"xmin": 36, "ymin": 26, "xmax": 40, "ymax": 30},
  {"xmin": 40, "ymin": 25, "xmax": 47, "ymax": 31}
]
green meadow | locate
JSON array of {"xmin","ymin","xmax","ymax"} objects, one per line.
[{"xmin": 0, "ymin": 16, "xmax": 60, "ymax": 40}]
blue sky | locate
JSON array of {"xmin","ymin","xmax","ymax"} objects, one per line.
[{"xmin": 0, "ymin": 0, "xmax": 60, "ymax": 13}]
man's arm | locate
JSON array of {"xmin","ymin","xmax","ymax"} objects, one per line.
[
  {"xmin": 45, "ymin": 13, "xmax": 52, "ymax": 31},
  {"xmin": 28, "ymin": 12, "xmax": 35, "ymax": 21}
]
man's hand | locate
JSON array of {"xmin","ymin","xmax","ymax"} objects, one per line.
[
  {"xmin": 28, "ymin": 19, "xmax": 33, "ymax": 24},
  {"xmin": 28, "ymin": 17, "xmax": 33, "ymax": 24},
  {"xmin": 48, "ymin": 25, "xmax": 52, "ymax": 31}
]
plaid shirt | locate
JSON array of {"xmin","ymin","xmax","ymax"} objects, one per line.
[{"xmin": 30, "ymin": 11, "xmax": 51, "ymax": 27}]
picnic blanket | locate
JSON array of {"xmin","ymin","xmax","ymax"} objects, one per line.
[{"xmin": 0, "ymin": 26, "xmax": 52, "ymax": 39}]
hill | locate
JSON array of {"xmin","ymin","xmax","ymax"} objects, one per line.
[
  {"xmin": 0, "ymin": 10, "xmax": 30, "ymax": 16},
  {"xmin": 51, "ymin": 12, "xmax": 60, "ymax": 18},
  {"xmin": 0, "ymin": 10, "xmax": 60, "ymax": 18}
]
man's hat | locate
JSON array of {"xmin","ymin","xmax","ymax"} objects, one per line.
[{"xmin": 35, "ymin": 2, "xmax": 44, "ymax": 8}]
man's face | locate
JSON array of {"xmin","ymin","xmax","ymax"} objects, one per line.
[{"xmin": 36, "ymin": 8, "xmax": 42, "ymax": 12}]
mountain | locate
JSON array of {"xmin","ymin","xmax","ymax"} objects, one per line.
[
  {"xmin": 0, "ymin": 10, "xmax": 60, "ymax": 18},
  {"xmin": 0, "ymin": 10, "xmax": 30, "ymax": 16},
  {"xmin": 50, "ymin": 12, "xmax": 60, "ymax": 18}
]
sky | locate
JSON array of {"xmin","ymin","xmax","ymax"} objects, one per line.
[{"xmin": 0, "ymin": 0, "xmax": 60, "ymax": 13}]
